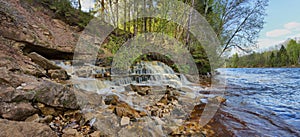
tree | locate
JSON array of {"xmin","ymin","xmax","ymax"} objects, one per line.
[
  {"xmin": 231, "ymin": 53, "xmax": 239, "ymax": 68},
  {"xmin": 269, "ymin": 52, "xmax": 275, "ymax": 67},
  {"xmin": 286, "ymin": 39, "xmax": 300, "ymax": 65},
  {"xmin": 213, "ymin": 0, "xmax": 269, "ymax": 55}
]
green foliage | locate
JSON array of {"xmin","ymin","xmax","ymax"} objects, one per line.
[
  {"xmin": 231, "ymin": 53, "xmax": 239, "ymax": 68},
  {"xmin": 37, "ymin": 0, "xmax": 93, "ymax": 30},
  {"xmin": 103, "ymin": 35, "xmax": 126, "ymax": 54},
  {"xmin": 227, "ymin": 40, "xmax": 300, "ymax": 68}
]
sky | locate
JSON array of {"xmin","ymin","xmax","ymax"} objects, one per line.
[{"xmin": 258, "ymin": 0, "xmax": 300, "ymax": 51}]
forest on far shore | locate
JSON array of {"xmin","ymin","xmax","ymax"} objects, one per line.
[{"xmin": 227, "ymin": 39, "xmax": 300, "ymax": 68}]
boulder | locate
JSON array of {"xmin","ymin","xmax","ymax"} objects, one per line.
[
  {"xmin": 34, "ymin": 81, "xmax": 79, "ymax": 109},
  {"xmin": 0, "ymin": 102, "xmax": 38, "ymax": 121},
  {"xmin": 48, "ymin": 69, "xmax": 70, "ymax": 80},
  {"xmin": 28, "ymin": 52, "xmax": 61, "ymax": 70},
  {"xmin": 0, "ymin": 119, "xmax": 57, "ymax": 137},
  {"xmin": 130, "ymin": 84, "xmax": 151, "ymax": 96}
]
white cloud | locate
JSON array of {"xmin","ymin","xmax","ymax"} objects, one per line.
[
  {"xmin": 266, "ymin": 29, "xmax": 291, "ymax": 37},
  {"xmin": 81, "ymin": 0, "xmax": 95, "ymax": 12},
  {"xmin": 257, "ymin": 38, "xmax": 283, "ymax": 49},
  {"xmin": 284, "ymin": 22, "xmax": 300, "ymax": 30}
]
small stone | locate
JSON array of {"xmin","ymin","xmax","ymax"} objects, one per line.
[
  {"xmin": 16, "ymin": 86, "xmax": 23, "ymax": 90},
  {"xmin": 32, "ymin": 25, "xmax": 39, "ymax": 28},
  {"xmin": 120, "ymin": 116, "xmax": 130, "ymax": 126},
  {"xmin": 43, "ymin": 31, "xmax": 50, "ymax": 36},
  {"xmin": 25, "ymin": 114, "xmax": 39, "ymax": 122}
]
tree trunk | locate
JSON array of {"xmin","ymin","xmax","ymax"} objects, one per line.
[
  {"xmin": 143, "ymin": 0, "xmax": 147, "ymax": 33},
  {"xmin": 186, "ymin": 0, "xmax": 195, "ymax": 49},
  {"xmin": 78, "ymin": 0, "xmax": 81, "ymax": 10},
  {"xmin": 124, "ymin": 0, "xmax": 127, "ymax": 31},
  {"xmin": 134, "ymin": 0, "xmax": 138, "ymax": 36}
]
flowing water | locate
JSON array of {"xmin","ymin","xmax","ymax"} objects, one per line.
[
  {"xmin": 57, "ymin": 60, "xmax": 300, "ymax": 136},
  {"xmin": 216, "ymin": 68, "xmax": 300, "ymax": 137}
]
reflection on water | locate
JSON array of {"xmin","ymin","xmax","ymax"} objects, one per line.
[{"xmin": 217, "ymin": 68, "xmax": 300, "ymax": 137}]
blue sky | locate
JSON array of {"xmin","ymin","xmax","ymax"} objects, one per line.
[{"xmin": 258, "ymin": 0, "xmax": 300, "ymax": 51}]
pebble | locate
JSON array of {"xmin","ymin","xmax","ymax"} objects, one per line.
[{"xmin": 120, "ymin": 117, "xmax": 130, "ymax": 126}]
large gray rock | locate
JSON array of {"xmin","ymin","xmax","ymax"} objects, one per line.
[
  {"xmin": 0, "ymin": 102, "xmax": 38, "ymax": 121},
  {"xmin": 28, "ymin": 52, "xmax": 61, "ymax": 70},
  {"xmin": 34, "ymin": 81, "xmax": 79, "ymax": 109},
  {"xmin": 0, "ymin": 119, "xmax": 58, "ymax": 137}
]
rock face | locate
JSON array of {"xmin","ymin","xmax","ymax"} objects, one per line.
[
  {"xmin": 0, "ymin": 119, "xmax": 58, "ymax": 137},
  {"xmin": 0, "ymin": 0, "xmax": 78, "ymax": 54}
]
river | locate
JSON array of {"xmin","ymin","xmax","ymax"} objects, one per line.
[
  {"xmin": 216, "ymin": 68, "xmax": 300, "ymax": 137},
  {"xmin": 57, "ymin": 60, "xmax": 300, "ymax": 136}
]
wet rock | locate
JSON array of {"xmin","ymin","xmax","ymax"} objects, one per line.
[
  {"xmin": 74, "ymin": 89, "xmax": 103, "ymax": 109},
  {"xmin": 0, "ymin": 102, "xmax": 38, "ymax": 121},
  {"xmin": 28, "ymin": 52, "xmax": 61, "ymax": 70},
  {"xmin": 215, "ymin": 96, "xmax": 226, "ymax": 104},
  {"xmin": 130, "ymin": 84, "xmax": 151, "ymax": 96},
  {"xmin": 93, "ymin": 112, "xmax": 120, "ymax": 136},
  {"xmin": 207, "ymin": 96, "xmax": 226, "ymax": 104},
  {"xmin": 104, "ymin": 95, "xmax": 119, "ymax": 105},
  {"xmin": 117, "ymin": 119, "xmax": 164, "ymax": 137},
  {"xmin": 48, "ymin": 69, "xmax": 70, "ymax": 80},
  {"xmin": 74, "ymin": 66, "xmax": 93, "ymax": 78},
  {"xmin": 0, "ymin": 119, "xmax": 57, "ymax": 137},
  {"xmin": 120, "ymin": 116, "xmax": 130, "ymax": 126},
  {"xmin": 114, "ymin": 102, "xmax": 141, "ymax": 119}
]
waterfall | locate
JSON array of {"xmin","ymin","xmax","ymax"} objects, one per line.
[
  {"xmin": 56, "ymin": 60, "xmax": 200, "ymax": 94},
  {"xmin": 112, "ymin": 61, "xmax": 187, "ymax": 88}
]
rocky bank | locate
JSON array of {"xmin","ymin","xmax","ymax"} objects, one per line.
[{"xmin": 0, "ymin": 0, "xmax": 231, "ymax": 136}]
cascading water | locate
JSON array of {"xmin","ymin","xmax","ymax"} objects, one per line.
[
  {"xmin": 55, "ymin": 60, "xmax": 202, "ymax": 95},
  {"xmin": 112, "ymin": 61, "xmax": 187, "ymax": 88}
]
